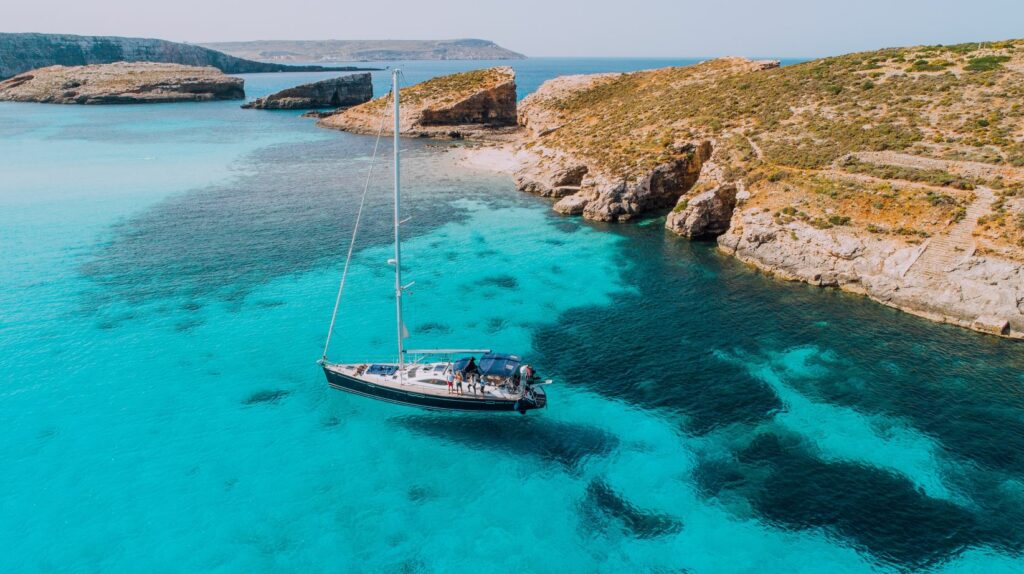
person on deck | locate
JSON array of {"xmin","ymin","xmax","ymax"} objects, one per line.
[
  {"xmin": 455, "ymin": 371, "xmax": 464, "ymax": 395},
  {"xmin": 465, "ymin": 358, "xmax": 480, "ymax": 395},
  {"xmin": 519, "ymin": 364, "xmax": 533, "ymax": 387},
  {"xmin": 446, "ymin": 368, "xmax": 455, "ymax": 394}
]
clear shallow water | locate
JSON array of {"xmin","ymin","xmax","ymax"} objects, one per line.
[{"xmin": 1, "ymin": 61, "xmax": 1023, "ymax": 573}]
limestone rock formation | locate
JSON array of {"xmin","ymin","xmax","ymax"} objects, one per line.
[
  {"xmin": 319, "ymin": 67, "xmax": 517, "ymax": 138},
  {"xmin": 512, "ymin": 152, "xmax": 588, "ymax": 198},
  {"xmin": 718, "ymin": 209, "xmax": 1024, "ymax": 338},
  {"xmin": 518, "ymin": 140, "xmax": 712, "ymax": 222},
  {"xmin": 666, "ymin": 183, "xmax": 739, "ymax": 238},
  {"xmin": 511, "ymin": 59, "xmax": 771, "ymax": 222},
  {"xmin": 0, "ymin": 32, "xmax": 373, "ymax": 80},
  {"xmin": 0, "ymin": 62, "xmax": 244, "ymax": 104},
  {"xmin": 242, "ymin": 73, "xmax": 372, "ymax": 110}
]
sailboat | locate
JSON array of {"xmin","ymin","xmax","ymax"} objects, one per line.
[{"xmin": 318, "ymin": 70, "xmax": 548, "ymax": 414}]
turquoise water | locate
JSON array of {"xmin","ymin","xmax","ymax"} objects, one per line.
[{"xmin": 2, "ymin": 60, "xmax": 1024, "ymax": 573}]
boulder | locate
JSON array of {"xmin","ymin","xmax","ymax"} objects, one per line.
[
  {"xmin": 972, "ymin": 316, "xmax": 1011, "ymax": 336},
  {"xmin": 666, "ymin": 184, "xmax": 738, "ymax": 238},
  {"xmin": 242, "ymin": 73, "xmax": 372, "ymax": 110},
  {"xmin": 553, "ymin": 193, "xmax": 591, "ymax": 215},
  {"xmin": 512, "ymin": 153, "xmax": 589, "ymax": 198}
]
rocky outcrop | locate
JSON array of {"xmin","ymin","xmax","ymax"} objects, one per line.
[
  {"xmin": 0, "ymin": 63, "xmax": 244, "ymax": 104},
  {"xmin": 509, "ymin": 60, "xmax": 768, "ymax": 222},
  {"xmin": 242, "ymin": 73, "xmax": 372, "ymax": 110},
  {"xmin": 718, "ymin": 209, "xmax": 1024, "ymax": 339},
  {"xmin": 512, "ymin": 149, "xmax": 589, "ymax": 198},
  {"xmin": 523, "ymin": 141, "xmax": 712, "ymax": 222},
  {"xmin": 319, "ymin": 67, "xmax": 517, "ymax": 138},
  {"xmin": 0, "ymin": 33, "xmax": 374, "ymax": 80},
  {"xmin": 666, "ymin": 183, "xmax": 739, "ymax": 238}
]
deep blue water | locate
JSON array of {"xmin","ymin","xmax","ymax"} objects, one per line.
[{"xmin": 1, "ymin": 59, "xmax": 1023, "ymax": 573}]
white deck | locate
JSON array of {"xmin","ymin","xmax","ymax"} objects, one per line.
[{"xmin": 325, "ymin": 362, "xmax": 525, "ymax": 401}]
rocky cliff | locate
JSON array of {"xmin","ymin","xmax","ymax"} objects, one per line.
[
  {"xmin": 242, "ymin": 73, "xmax": 372, "ymax": 110},
  {"xmin": 0, "ymin": 33, "xmax": 374, "ymax": 80},
  {"xmin": 512, "ymin": 58, "xmax": 776, "ymax": 221},
  {"xmin": 200, "ymin": 39, "xmax": 526, "ymax": 62},
  {"xmin": 0, "ymin": 63, "xmax": 244, "ymax": 104},
  {"xmin": 318, "ymin": 67, "xmax": 517, "ymax": 138},
  {"xmin": 473, "ymin": 42, "xmax": 1024, "ymax": 339}
]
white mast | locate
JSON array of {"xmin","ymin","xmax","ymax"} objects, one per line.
[{"xmin": 392, "ymin": 69, "xmax": 405, "ymax": 381}]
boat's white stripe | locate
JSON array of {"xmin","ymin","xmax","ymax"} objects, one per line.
[{"xmin": 327, "ymin": 381, "xmax": 517, "ymax": 410}]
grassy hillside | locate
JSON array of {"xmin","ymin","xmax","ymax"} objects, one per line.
[{"xmin": 521, "ymin": 41, "xmax": 1024, "ymax": 258}]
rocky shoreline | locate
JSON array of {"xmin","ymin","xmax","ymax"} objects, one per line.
[
  {"xmin": 0, "ymin": 62, "xmax": 244, "ymax": 104},
  {"xmin": 323, "ymin": 51, "xmax": 1024, "ymax": 340},
  {"xmin": 242, "ymin": 73, "xmax": 372, "ymax": 110}
]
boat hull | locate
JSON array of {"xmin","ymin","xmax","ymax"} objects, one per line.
[{"xmin": 323, "ymin": 367, "xmax": 543, "ymax": 412}]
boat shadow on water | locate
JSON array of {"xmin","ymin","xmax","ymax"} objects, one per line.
[
  {"xmin": 393, "ymin": 414, "xmax": 618, "ymax": 474},
  {"xmin": 395, "ymin": 414, "xmax": 683, "ymax": 539}
]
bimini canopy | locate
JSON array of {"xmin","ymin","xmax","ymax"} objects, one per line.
[{"xmin": 453, "ymin": 352, "xmax": 522, "ymax": 377}]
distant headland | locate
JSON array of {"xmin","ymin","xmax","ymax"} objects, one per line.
[
  {"xmin": 0, "ymin": 33, "xmax": 379, "ymax": 80},
  {"xmin": 198, "ymin": 39, "xmax": 526, "ymax": 62}
]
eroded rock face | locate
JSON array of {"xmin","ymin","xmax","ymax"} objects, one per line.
[
  {"xmin": 512, "ymin": 151, "xmax": 588, "ymax": 198},
  {"xmin": 419, "ymin": 84, "xmax": 516, "ymax": 126},
  {"xmin": 319, "ymin": 67, "xmax": 517, "ymax": 138},
  {"xmin": 666, "ymin": 184, "xmax": 738, "ymax": 238},
  {"xmin": 242, "ymin": 73, "xmax": 371, "ymax": 110},
  {"xmin": 717, "ymin": 209, "xmax": 1024, "ymax": 338},
  {"xmin": 0, "ymin": 62, "xmax": 244, "ymax": 104},
  {"xmin": 561, "ymin": 141, "xmax": 712, "ymax": 222}
]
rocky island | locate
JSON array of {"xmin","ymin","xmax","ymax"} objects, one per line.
[
  {"xmin": 0, "ymin": 62, "xmax": 245, "ymax": 104},
  {"xmin": 318, "ymin": 67, "xmax": 517, "ymax": 138},
  {"xmin": 321, "ymin": 42, "xmax": 1024, "ymax": 339},
  {"xmin": 242, "ymin": 73, "xmax": 372, "ymax": 110}
]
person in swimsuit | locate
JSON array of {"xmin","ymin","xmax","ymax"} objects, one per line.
[{"xmin": 455, "ymin": 371, "xmax": 464, "ymax": 395}]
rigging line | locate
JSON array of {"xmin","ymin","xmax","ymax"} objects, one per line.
[{"xmin": 321, "ymin": 88, "xmax": 395, "ymax": 362}]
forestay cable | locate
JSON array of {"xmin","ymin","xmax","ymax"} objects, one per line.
[{"xmin": 320, "ymin": 89, "xmax": 394, "ymax": 362}]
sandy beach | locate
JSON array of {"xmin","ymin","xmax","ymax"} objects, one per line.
[{"xmin": 455, "ymin": 143, "xmax": 519, "ymax": 174}]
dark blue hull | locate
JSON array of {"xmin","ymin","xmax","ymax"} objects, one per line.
[{"xmin": 323, "ymin": 368, "xmax": 544, "ymax": 412}]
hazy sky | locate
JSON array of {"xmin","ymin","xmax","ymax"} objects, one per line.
[{"xmin": 6, "ymin": 0, "xmax": 1023, "ymax": 58}]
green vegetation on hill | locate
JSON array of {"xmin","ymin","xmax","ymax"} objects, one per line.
[
  {"xmin": 521, "ymin": 40, "xmax": 1024, "ymax": 256},
  {"xmin": 352, "ymin": 68, "xmax": 511, "ymax": 114}
]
